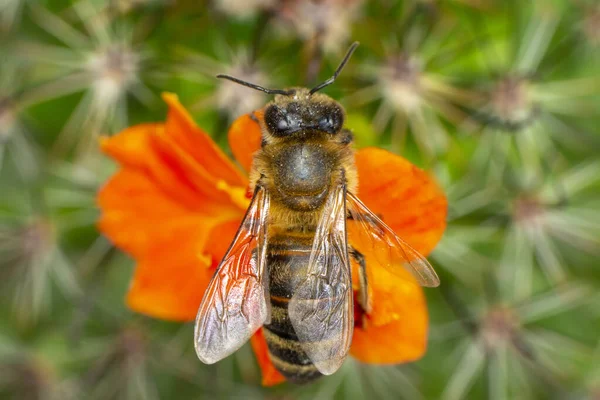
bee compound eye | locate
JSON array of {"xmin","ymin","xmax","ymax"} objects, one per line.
[
  {"xmin": 265, "ymin": 104, "xmax": 304, "ymax": 136},
  {"xmin": 265, "ymin": 105, "xmax": 292, "ymax": 136},
  {"xmin": 318, "ymin": 116, "xmax": 334, "ymax": 131},
  {"xmin": 277, "ymin": 117, "xmax": 289, "ymax": 132},
  {"xmin": 319, "ymin": 106, "xmax": 344, "ymax": 133}
]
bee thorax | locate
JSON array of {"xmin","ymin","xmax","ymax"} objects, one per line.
[{"xmin": 273, "ymin": 143, "xmax": 332, "ymax": 210}]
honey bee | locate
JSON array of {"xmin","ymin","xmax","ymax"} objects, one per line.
[{"xmin": 194, "ymin": 42, "xmax": 440, "ymax": 384}]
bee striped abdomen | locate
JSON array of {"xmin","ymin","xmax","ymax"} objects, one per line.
[{"xmin": 264, "ymin": 231, "xmax": 323, "ymax": 384}]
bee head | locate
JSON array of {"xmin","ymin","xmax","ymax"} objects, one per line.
[
  {"xmin": 216, "ymin": 42, "xmax": 358, "ymax": 140},
  {"xmin": 263, "ymin": 90, "xmax": 345, "ymax": 137}
]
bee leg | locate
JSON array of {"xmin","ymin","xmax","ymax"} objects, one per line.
[{"xmin": 349, "ymin": 247, "xmax": 372, "ymax": 315}]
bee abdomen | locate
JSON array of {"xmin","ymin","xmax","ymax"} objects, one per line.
[
  {"xmin": 264, "ymin": 233, "xmax": 323, "ymax": 384},
  {"xmin": 263, "ymin": 323, "xmax": 322, "ymax": 384}
]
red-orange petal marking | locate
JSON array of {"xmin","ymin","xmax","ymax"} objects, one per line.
[
  {"xmin": 98, "ymin": 168, "xmax": 200, "ymax": 258},
  {"xmin": 228, "ymin": 111, "xmax": 263, "ymax": 173},
  {"xmin": 98, "ymin": 94, "xmax": 249, "ymax": 321},
  {"xmin": 125, "ymin": 222, "xmax": 214, "ymax": 321},
  {"xmin": 162, "ymin": 93, "xmax": 247, "ymax": 186},
  {"xmin": 353, "ymin": 147, "xmax": 447, "ymax": 257},
  {"xmin": 250, "ymin": 329, "xmax": 286, "ymax": 386},
  {"xmin": 99, "ymin": 168, "xmax": 229, "ymax": 320},
  {"xmin": 203, "ymin": 218, "xmax": 244, "ymax": 269},
  {"xmin": 350, "ymin": 258, "xmax": 428, "ymax": 364}
]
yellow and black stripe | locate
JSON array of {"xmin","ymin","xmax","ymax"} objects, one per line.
[{"xmin": 264, "ymin": 230, "xmax": 322, "ymax": 384}]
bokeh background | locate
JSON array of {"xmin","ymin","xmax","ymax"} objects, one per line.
[{"xmin": 1, "ymin": 0, "xmax": 599, "ymax": 399}]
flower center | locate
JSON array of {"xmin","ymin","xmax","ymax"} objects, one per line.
[
  {"xmin": 216, "ymin": 180, "xmax": 251, "ymax": 211},
  {"xmin": 380, "ymin": 53, "xmax": 422, "ymax": 113},
  {"xmin": 283, "ymin": 0, "xmax": 360, "ymax": 53},
  {"xmin": 480, "ymin": 306, "xmax": 519, "ymax": 350},
  {"xmin": 488, "ymin": 76, "xmax": 536, "ymax": 130},
  {"xmin": 87, "ymin": 45, "xmax": 140, "ymax": 102},
  {"xmin": 512, "ymin": 195, "xmax": 546, "ymax": 230},
  {"xmin": 19, "ymin": 219, "xmax": 54, "ymax": 257},
  {"xmin": 583, "ymin": 6, "xmax": 600, "ymax": 46}
]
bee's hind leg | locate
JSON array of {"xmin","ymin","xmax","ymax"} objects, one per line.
[{"xmin": 349, "ymin": 247, "xmax": 372, "ymax": 315}]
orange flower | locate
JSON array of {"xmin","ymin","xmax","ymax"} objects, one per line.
[{"xmin": 98, "ymin": 93, "xmax": 447, "ymax": 386}]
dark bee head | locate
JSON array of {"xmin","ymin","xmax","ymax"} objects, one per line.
[
  {"xmin": 216, "ymin": 41, "xmax": 358, "ymax": 141},
  {"xmin": 263, "ymin": 89, "xmax": 345, "ymax": 138}
]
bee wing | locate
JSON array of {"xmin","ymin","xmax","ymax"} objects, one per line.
[
  {"xmin": 346, "ymin": 191, "xmax": 440, "ymax": 287},
  {"xmin": 194, "ymin": 185, "xmax": 271, "ymax": 364},
  {"xmin": 288, "ymin": 184, "xmax": 353, "ymax": 375}
]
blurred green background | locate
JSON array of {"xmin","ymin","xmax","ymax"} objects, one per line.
[{"xmin": 1, "ymin": 0, "xmax": 599, "ymax": 399}]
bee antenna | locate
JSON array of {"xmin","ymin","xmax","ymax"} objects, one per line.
[
  {"xmin": 309, "ymin": 41, "xmax": 359, "ymax": 95},
  {"xmin": 216, "ymin": 74, "xmax": 295, "ymax": 96}
]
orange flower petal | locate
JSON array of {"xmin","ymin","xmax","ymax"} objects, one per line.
[
  {"xmin": 354, "ymin": 147, "xmax": 447, "ymax": 256},
  {"xmin": 98, "ymin": 168, "xmax": 193, "ymax": 258},
  {"xmin": 203, "ymin": 218, "xmax": 243, "ymax": 269},
  {"xmin": 100, "ymin": 123, "xmax": 159, "ymax": 168},
  {"xmin": 349, "ymin": 148, "xmax": 445, "ymax": 364},
  {"xmin": 250, "ymin": 328, "xmax": 286, "ymax": 386},
  {"xmin": 98, "ymin": 95, "xmax": 250, "ymax": 321},
  {"xmin": 350, "ymin": 263, "xmax": 428, "ymax": 364},
  {"xmin": 100, "ymin": 123, "xmax": 245, "ymax": 212},
  {"xmin": 162, "ymin": 93, "xmax": 247, "ymax": 186},
  {"xmin": 125, "ymin": 223, "xmax": 214, "ymax": 321},
  {"xmin": 99, "ymin": 169, "xmax": 239, "ymax": 321},
  {"xmin": 150, "ymin": 129, "xmax": 248, "ymax": 208},
  {"xmin": 228, "ymin": 111, "xmax": 263, "ymax": 173}
]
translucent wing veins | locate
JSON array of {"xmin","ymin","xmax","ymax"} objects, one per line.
[
  {"xmin": 194, "ymin": 185, "xmax": 270, "ymax": 364},
  {"xmin": 289, "ymin": 184, "xmax": 354, "ymax": 375},
  {"xmin": 346, "ymin": 191, "xmax": 440, "ymax": 287}
]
